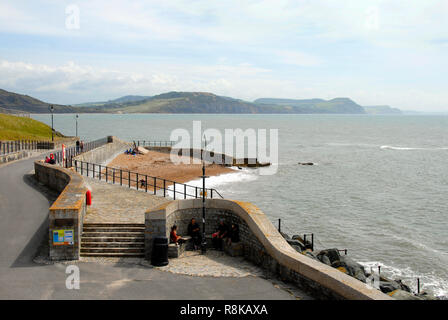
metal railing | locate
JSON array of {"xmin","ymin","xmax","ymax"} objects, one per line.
[
  {"xmin": 133, "ymin": 140, "xmax": 175, "ymax": 147},
  {"xmin": 52, "ymin": 137, "xmax": 109, "ymax": 167},
  {"xmin": 0, "ymin": 140, "xmax": 53, "ymax": 156},
  {"xmin": 73, "ymin": 159, "xmax": 224, "ymax": 200}
]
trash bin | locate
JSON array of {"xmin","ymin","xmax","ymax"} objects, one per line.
[{"xmin": 151, "ymin": 236, "xmax": 169, "ymax": 266}]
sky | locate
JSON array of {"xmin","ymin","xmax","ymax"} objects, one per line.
[{"xmin": 0, "ymin": 0, "xmax": 447, "ymax": 111}]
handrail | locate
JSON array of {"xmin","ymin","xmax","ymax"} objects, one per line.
[
  {"xmin": 73, "ymin": 159, "xmax": 224, "ymax": 200},
  {"xmin": 0, "ymin": 139, "xmax": 54, "ymax": 156}
]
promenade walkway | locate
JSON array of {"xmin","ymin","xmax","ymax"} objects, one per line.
[{"xmin": 0, "ymin": 155, "xmax": 311, "ymax": 299}]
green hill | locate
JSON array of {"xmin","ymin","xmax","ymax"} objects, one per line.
[
  {"xmin": 0, "ymin": 89, "xmax": 76, "ymax": 113},
  {"xmin": 0, "ymin": 113, "xmax": 65, "ymax": 140},
  {"xmin": 255, "ymin": 97, "xmax": 366, "ymax": 114}
]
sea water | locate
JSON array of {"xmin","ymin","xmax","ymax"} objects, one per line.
[{"xmin": 32, "ymin": 113, "xmax": 448, "ymax": 298}]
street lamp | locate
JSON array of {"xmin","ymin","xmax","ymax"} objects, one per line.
[
  {"xmin": 49, "ymin": 105, "xmax": 54, "ymax": 141},
  {"xmin": 200, "ymin": 135, "xmax": 209, "ymax": 255},
  {"xmin": 75, "ymin": 114, "xmax": 79, "ymax": 137}
]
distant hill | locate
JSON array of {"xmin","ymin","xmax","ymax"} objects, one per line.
[
  {"xmin": 1, "ymin": 88, "xmax": 394, "ymax": 114},
  {"xmin": 76, "ymin": 95, "xmax": 151, "ymax": 107},
  {"xmin": 0, "ymin": 89, "xmax": 76, "ymax": 113},
  {"xmin": 255, "ymin": 97, "xmax": 366, "ymax": 114},
  {"xmin": 363, "ymin": 105, "xmax": 402, "ymax": 114}
]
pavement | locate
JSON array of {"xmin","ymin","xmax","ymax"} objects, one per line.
[
  {"xmin": 84, "ymin": 177, "xmax": 170, "ymax": 223},
  {"xmin": 0, "ymin": 154, "xmax": 311, "ymax": 300}
]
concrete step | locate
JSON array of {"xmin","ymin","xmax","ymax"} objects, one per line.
[
  {"xmin": 81, "ymin": 242, "xmax": 144, "ymax": 248},
  {"xmin": 81, "ymin": 247, "xmax": 144, "ymax": 254},
  {"xmin": 82, "ymin": 232, "xmax": 144, "ymax": 238},
  {"xmin": 83, "ymin": 223, "xmax": 145, "ymax": 228},
  {"xmin": 81, "ymin": 236, "xmax": 144, "ymax": 243},
  {"xmin": 83, "ymin": 227, "xmax": 145, "ymax": 233},
  {"xmin": 80, "ymin": 252, "xmax": 145, "ymax": 258}
]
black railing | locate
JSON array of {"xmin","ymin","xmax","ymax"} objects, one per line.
[
  {"xmin": 73, "ymin": 159, "xmax": 224, "ymax": 200},
  {"xmin": 133, "ymin": 140, "xmax": 175, "ymax": 147},
  {"xmin": 52, "ymin": 137, "xmax": 109, "ymax": 167},
  {"xmin": 0, "ymin": 140, "xmax": 53, "ymax": 156}
]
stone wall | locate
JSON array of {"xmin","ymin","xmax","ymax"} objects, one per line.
[
  {"xmin": 34, "ymin": 161, "xmax": 87, "ymax": 260},
  {"xmin": 0, "ymin": 150, "xmax": 29, "ymax": 164},
  {"xmin": 145, "ymin": 146, "xmax": 234, "ymax": 166},
  {"xmin": 145, "ymin": 199, "xmax": 392, "ymax": 300},
  {"xmin": 74, "ymin": 136, "xmax": 131, "ymax": 165}
]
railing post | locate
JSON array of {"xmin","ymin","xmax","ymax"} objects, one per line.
[
  {"xmin": 93, "ymin": 164, "xmax": 95, "ymax": 178},
  {"xmin": 75, "ymin": 160, "xmax": 78, "ymax": 172},
  {"xmin": 99, "ymin": 165, "xmax": 101, "ymax": 180},
  {"xmin": 136, "ymin": 173, "xmax": 139, "ymax": 190},
  {"xmin": 311, "ymin": 233, "xmax": 314, "ymax": 251},
  {"xmin": 154, "ymin": 177, "xmax": 156, "ymax": 195},
  {"xmin": 120, "ymin": 169, "xmax": 122, "ymax": 186},
  {"xmin": 128, "ymin": 171, "xmax": 131, "ymax": 188},
  {"xmin": 81, "ymin": 161, "xmax": 83, "ymax": 175},
  {"xmin": 278, "ymin": 219, "xmax": 281, "ymax": 232},
  {"xmin": 113, "ymin": 168, "xmax": 115, "ymax": 184},
  {"xmin": 163, "ymin": 179, "xmax": 166, "ymax": 197},
  {"xmin": 173, "ymin": 182, "xmax": 176, "ymax": 200},
  {"xmin": 211, "ymin": 189, "xmax": 213, "ymax": 199},
  {"xmin": 105, "ymin": 167, "xmax": 108, "ymax": 182},
  {"xmin": 145, "ymin": 175, "xmax": 148, "ymax": 192},
  {"xmin": 184, "ymin": 184, "xmax": 186, "ymax": 199},
  {"xmin": 195, "ymin": 187, "xmax": 198, "ymax": 199}
]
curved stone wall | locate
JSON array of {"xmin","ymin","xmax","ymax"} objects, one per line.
[
  {"xmin": 34, "ymin": 161, "xmax": 87, "ymax": 260},
  {"xmin": 145, "ymin": 199, "xmax": 392, "ymax": 300}
]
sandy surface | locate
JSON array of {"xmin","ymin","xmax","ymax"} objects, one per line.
[{"xmin": 106, "ymin": 150, "xmax": 234, "ymax": 187}]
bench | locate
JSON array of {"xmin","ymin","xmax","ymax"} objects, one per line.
[
  {"xmin": 168, "ymin": 236, "xmax": 192, "ymax": 258},
  {"xmin": 223, "ymin": 240, "xmax": 244, "ymax": 257}
]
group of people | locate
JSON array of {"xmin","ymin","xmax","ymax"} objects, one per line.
[
  {"xmin": 212, "ymin": 220, "xmax": 239, "ymax": 250},
  {"xmin": 75, "ymin": 140, "xmax": 84, "ymax": 153},
  {"xmin": 44, "ymin": 153, "xmax": 56, "ymax": 164},
  {"xmin": 169, "ymin": 218, "xmax": 240, "ymax": 251}
]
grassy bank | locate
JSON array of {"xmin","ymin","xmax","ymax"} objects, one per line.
[{"xmin": 0, "ymin": 113, "xmax": 65, "ymax": 140}]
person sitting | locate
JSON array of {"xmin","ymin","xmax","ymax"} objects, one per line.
[
  {"xmin": 44, "ymin": 156, "xmax": 50, "ymax": 163},
  {"xmin": 212, "ymin": 219, "xmax": 228, "ymax": 250},
  {"xmin": 48, "ymin": 153, "xmax": 56, "ymax": 165},
  {"xmin": 170, "ymin": 225, "xmax": 186, "ymax": 245},
  {"xmin": 227, "ymin": 223, "xmax": 240, "ymax": 246},
  {"xmin": 187, "ymin": 218, "xmax": 202, "ymax": 250}
]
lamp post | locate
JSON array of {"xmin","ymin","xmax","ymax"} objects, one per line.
[
  {"xmin": 49, "ymin": 105, "xmax": 54, "ymax": 141},
  {"xmin": 75, "ymin": 114, "xmax": 79, "ymax": 137},
  {"xmin": 200, "ymin": 135, "xmax": 209, "ymax": 255}
]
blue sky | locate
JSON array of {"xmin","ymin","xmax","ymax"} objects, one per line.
[{"xmin": 0, "ymin": 0, "xmax": 447, "ymax": 111}]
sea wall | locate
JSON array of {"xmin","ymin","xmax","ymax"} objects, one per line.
[
  {"xmin": 34, "ymin": 161, "xmax": 87, "ymax": 260},
  {"xmin": 74, "ymin": 136, "xmax": 131, "ymax": 165},
  {"xmin": 145, "ymin": 199, "xmax": 392, "ymax": 300},
  {"xmin": 144, "ymin": 146, "xmax": 233, "ymax": 166}
]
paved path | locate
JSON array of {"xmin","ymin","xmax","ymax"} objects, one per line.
[
  {"xmin": 84, "ymin": 177, "xmax": 170, "ymax": 223},
  {"xmin": 0, "ymin": 155, "xmax": 310, "ymax": 299}
]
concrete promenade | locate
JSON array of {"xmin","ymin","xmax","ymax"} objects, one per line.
[{"xmin": 0, "ymin": 155, "xmax": 306, "ymax": 299}]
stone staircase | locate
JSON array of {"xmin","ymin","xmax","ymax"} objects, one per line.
[{"xmin": 81, "ymin": 223, "xmax": 145, "ymax": 257}]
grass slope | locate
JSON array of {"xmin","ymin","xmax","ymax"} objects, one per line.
[{"xmin": 0, "ymin": 113, "xmax": 65, "ymax": 140}]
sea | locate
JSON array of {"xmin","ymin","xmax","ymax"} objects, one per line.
[{"xmin": 32, "ymin": 113, "xmax": 448, "ymax": 298}]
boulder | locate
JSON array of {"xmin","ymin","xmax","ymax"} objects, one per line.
[{"xmin": 316, "ymin": 248, "xmax": 341, "ymax": 265}]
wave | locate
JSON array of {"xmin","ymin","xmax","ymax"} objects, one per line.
[
  {"xmin": 380, "ymin": 145, "xmax": 448, "ymax": 151},
  {"xmin": 167, "ymin": 168, "xmax": 258, "ymax": 198},
  {"xmin": 358, "ymin": 261, "xmax": 448, "ymax": 298}
]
